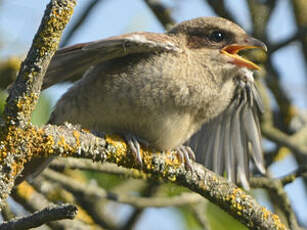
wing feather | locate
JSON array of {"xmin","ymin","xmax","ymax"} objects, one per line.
[
  {"xmin": 43, "ymin": 32, "xmax": 181, "ymax": 89},
  {"xmin": 188, "ymin": 81, "xmax": 265, "ymax": 189}
]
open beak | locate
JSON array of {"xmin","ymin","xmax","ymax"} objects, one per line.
[{"xmin": 221, "ymin": 37, "xmax": 267, "ymax": 70}]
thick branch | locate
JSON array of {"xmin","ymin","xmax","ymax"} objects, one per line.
[
  {"xmin": 250, "ymin": 177, "xmax": 300, "ymax": 230},
  {"xmin": 0, "ymin": 0, "xmax": 76, "ymax": 209},
  {"xmin": 0, "ymin": 122, "xmax": 287, "ymax": 230},
  {"xmin": 0, "ymin": 204, "xmax": 77, "ymax": 230},
  {"xmin": 4, "ymin": 0, "xmax": 76, "ymax": 126}
]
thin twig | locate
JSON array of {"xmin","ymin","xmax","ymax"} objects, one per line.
[
  {"xmin": 50, "ymin": 158, "xmax": 147, "ymax": 180},
  {"xmin": 60, "ymin": 0, "xmax": 103, "ymax": 47},
  {"xmin": 143, "ymin": 0, "xmax": 175, "ymax": 30},
  {"xmin": 43, "ymin": 169, "xmax": 203, "ymax": 208},
  {"xmin": 0, "ymin": 201, "xmax": 15, "ymax": 221},
  {"xmin": 204, "ymin": 0, "xmax": 236, "ymax": 22},
  {"xmin": 32, "ymin": 179, "xmax": 112, "ymax": 230},
  {"xmin": 190, "ymin": 200, "xmax": 210, "ymax": 230},
  {"xmin": 120, "ymin": 182, "xmax": 160, "ymax": 230},
  {"xmin": 0, "ymin": 204, "xmax": 77, "ymax": 230},
  {"xmin": 280, "ymin": 166, "xmax": 307, "ymax": 186},
  {"xmin": 290, "ymin": 0, "xmax": 307, "ymax": 67},
  {"xmin": 270, "ymin": 28, "xmax": 307, "ymax": 53},
  {"xmin": 11, "ymin": 182, "xmax": 94, "ymax": 230}
]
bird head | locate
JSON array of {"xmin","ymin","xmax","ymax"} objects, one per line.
[{"xmin": 168, "ymin": 17, "xmax": 267, "ymax": 80}]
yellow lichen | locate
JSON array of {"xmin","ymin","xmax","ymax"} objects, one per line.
[
  {"xmin": 272, "ymin": 214, "xmax": 286, "ymax": 230},
  {"xmin": 15, "ymin": 93, "xmax": 39, "ymax": 122},
  {"xmin": 57, "ymin": 135, "xmax": 76, "ymax": 157},
  {"xmin": 0, "ymin": 124, "xmax": 55, "ymax": 181},
  {"xmin": 73, "ymin": 130, "xmax": 81, "ymax": 147},
  {"xmin": 261, "ymin": 207, "xmax": 269, "ymax": 220},
  {"xmin": 16, "ymin": 181, "xmax": 36, "ymax": 200},
  {"xmin": 105, "ymin": 134, "xmax": 128, "ymax": 159},
  {"xmin": 274, "ymin": 147, "xmax": 290, "ymax": 162},
  {"xmin": 75, "ymin": 206, "xmax": 95, "ymax": 225},
  {"xmin": 33, "ymin": 1, "xmax": 75, "ymax": 58}
]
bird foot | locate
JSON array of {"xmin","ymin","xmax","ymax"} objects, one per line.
[
  {"xmin": 125, "ymin": 135, "xmax": 143, "ymax": 166},
  {"xmin": 175, "ymin": 145, "xmax": 196, "ymax": 170}
]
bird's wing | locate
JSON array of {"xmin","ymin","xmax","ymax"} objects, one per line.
[
  {"xmin": 43, "ymin": 32, "xmax": 181, "ymax": 89},
  {"xmin": 187, "ymin": 83, "xmax": 265, "ymax": 190}
]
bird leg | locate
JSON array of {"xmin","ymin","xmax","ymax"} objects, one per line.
[
  {"xmin": 176, "ymin": 145, "xmax": 196, "ymax": 170},
  {"xmin": 125, "ymin": 134, "xmax": 144, "ymax": 166}
]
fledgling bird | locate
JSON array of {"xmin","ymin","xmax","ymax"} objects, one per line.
[{"xmin": 19, "ymin": 17, "xmax": 267, "ymax": 189}]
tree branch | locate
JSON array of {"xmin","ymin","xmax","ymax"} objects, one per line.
[
  {"xmin": 270, "ymin": 27, "xmax": 307, "ymax": 53},
  {"xmin": 280, "ymin": 166, "xmax": 307, "ymax": 186},
  {"xmin": 143, "ymin": 0, "xmax": 175, "ymax": 30},
  {"xmin": 0, "ymin": 1, "xmax": 294, "ymax": 229},
  {"xmin": 0, "ymin": 0, "xmax": 76, "ymax": 208},
  {"xmin": 50, "ymin": 158, "xmax": 147, "ymax": 180},
  {"xmin": 250, "ymin": 177, "xmax": 300, "ymax": 230},
  {"xmin": 0, "ymin": 121, "xmax": 287, "ymax": 230},
  {"xmin": 204, "ymin": 0, "xmax": 236, "ymax": 23},
  {"xmin": 44, "ymin": 169, "xmax": 202, "ymax": 208},
  {"xmin": 290, "ymin": 0, "xmax": 307, "ymax": 69},
  {"xmin": 0, "ymin": 204, "xmax": 77, "ymax": 230},
  {"xmin": 4, "ymin": 0, "xmax": 76, "ymax": 126},
  {"xmin": 60, "ymin": 0, "xmax": 103, "ymax": 47},
  {"xmin": 11, "ymin": 181, "xmax": 94, "ymax": 230},
  {"xmin": 32, "ymin": 178, "xmax": 115, "ymax": 230}
]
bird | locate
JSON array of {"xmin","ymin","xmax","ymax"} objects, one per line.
[{"xmin": 18, "ymin": 17, "xmax": 267, "ymax": 189}]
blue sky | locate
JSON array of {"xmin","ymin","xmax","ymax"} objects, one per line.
[{"xmin": 1, "ymin": 0, "xmax": 306, "ymax": 228}]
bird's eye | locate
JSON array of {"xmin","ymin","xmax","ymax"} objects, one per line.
[{"xmin": 209, "ymin": 30, "xmax": 225, "ymax": 43}]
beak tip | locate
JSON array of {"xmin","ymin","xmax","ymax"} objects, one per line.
[{"xmin": 249, "ymin": 37, "xmax": 267, "ymax": 52}]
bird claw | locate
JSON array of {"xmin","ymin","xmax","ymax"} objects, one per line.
[
  {"xmin": 176, "ymin": 145, "xmax": 196, "ymax": 170},
  {"xmin": 125, "ymin": 135, "xmax": 143, "ymax": 166}
]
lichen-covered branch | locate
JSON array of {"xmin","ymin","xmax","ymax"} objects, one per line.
[
  {"xmin": 4, "ymin": 0, "xmax": 76, "ymax": 126},
  {"xmin": 250, "ymin": 177, "xmax": 299, "ymax": 230},
  {"xmin": 0, "ymin": 1, "xmax": 297, "ymax": 229},
  {"xmin": 0, "ymin": 121, "xmax": 287, "ymax": 230},
  {"xmin": 0, "ymin": 0, "xmax": 76, "ymax": 211}
]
